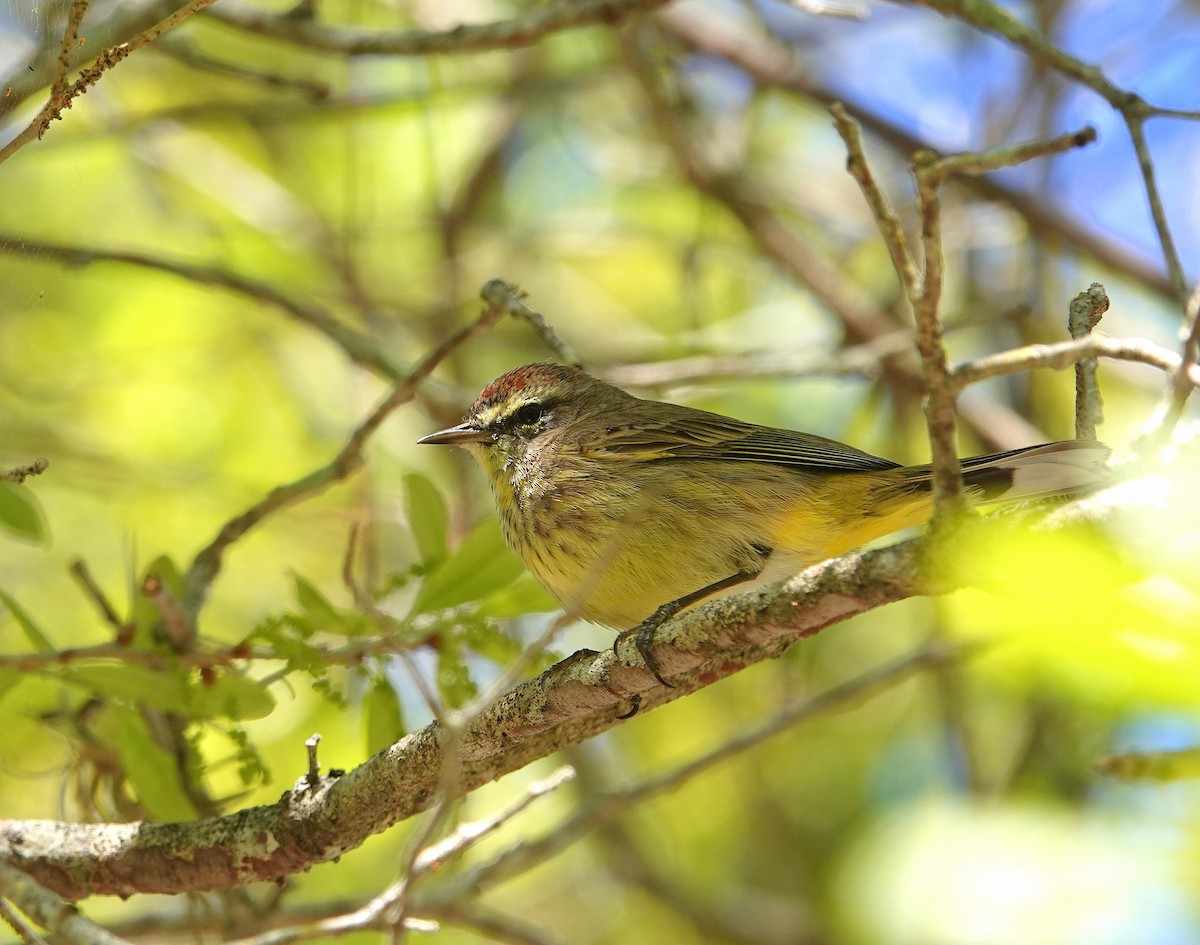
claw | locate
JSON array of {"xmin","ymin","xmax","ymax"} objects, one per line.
[{"xmin": 614, "ymin": 617, "xmax": 674, "ymax": 687}]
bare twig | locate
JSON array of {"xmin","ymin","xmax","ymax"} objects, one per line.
[
  {"xmin": 181, "ymin": 286, "xmax": 511, "ymax": 622},
  {"xmin": 0, "ymin": 0, "xmax": 218, "ymax": 165},
  {"xmin": 598, "ymin": 333, "xmax": 912, "ymax": 388},
  {"xmin": 906, "ymin": 127, "xmax": 1097, "ymax": 518},
  {"xmin": 1067, "ymin": 283, "xmax": 1109, "ymax": 441},
  {"xmin": 414, "ymin": 767, "xmax": 575, "ymax": 875},
  {"xmin": 829, "ymin": 102, "xmax": 919, "ymax": 293},
  {"xmin": 221, "ymin": 768, "xmax": 574, "ymax": 945},
  {"xmin": 912, "ymin": 153, "xmax": 961, "ymax": 515},
  {"xmin": 0, "ymin": 0, "xmax": 89, "ymax": 165},
  {"xmin": 950, "ymin": 333, "xmax": 1200, "ymax": 394},
  {"xmin": 205, "ymin": 0, "xmax": 673, "ymax": 56},
  {"xmin": 304, "ymin": 735, "xmax": 322, "ymax": 790},
  {"xmin": 67, "ymin": 561, "xmax": 125, "ymax": 636},
  {"xmin": 419, "ymin": 904, "xmax": 564, "ymax": 945},
  {"xmin": 479, "ymin": 279, "xmax": 582, "ymax": 366},
  {"xmin": 0, "ymin": 633, "xmax": 434, "ymax": 674},
  {"xmin": 63, "ymin": 0, "xmax": 219, "ymax": 115},
  {"xmin": 898, "ymin": 0, "xmax": 1189, "ymax": 305},
  {"xmin": 151, "ymin": 34, "xmax": 332, "ymax": 101},
  {"xmin": 0, "ymin": 459, "xmax": 48, "ymax": 484},
  {"xmin": 0, "ymin": 893, "xmax": 47, "ymax": 945},
  {"xmin": 0, "ymin": 237, "xmax": 405, "ymax": 383},
  {"xmin": 140, "ymin": 572, "xmax": 193, "ymax": 652},
  {"xmin": 618, "ymin": 25, "xmax": 1035, "ymax": 455},
  {"xmin": 1154, "ymin": 282, "xmax": 1200, "ymax": 439},
  {"xmin": 655, "ymin": 3, "xmax": 1178, "ymax": 302}
]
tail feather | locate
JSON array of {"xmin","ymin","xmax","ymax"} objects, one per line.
[{"xmin": 899, "ymin": 440, "xmax": 1111, "ymax": 503}]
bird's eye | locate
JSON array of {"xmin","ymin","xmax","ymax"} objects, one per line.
[{"xmin": 515, "ymin": 402, "xmax": 543, "ymax": 426}]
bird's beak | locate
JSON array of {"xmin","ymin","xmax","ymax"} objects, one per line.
[{"xmin": 417, "ymin": 422, "xmax": 492, "ymax": 446}]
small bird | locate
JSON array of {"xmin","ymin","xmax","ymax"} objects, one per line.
[{"xmin": 419, "ymin": 362, "xmax": 1109, "ymax": 685}]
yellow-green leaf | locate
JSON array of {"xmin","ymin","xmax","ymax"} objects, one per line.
[
  {"xmin": 92, "ymin": 704, "xmax": 198, "ymax": 822},
  {"xmin": 0, "ymin": 482, "xmax": 47, "ymax": 544},
  {"xmin": 364, "ymin": 678, "xmax": 405, "ymax": 755},
  {"xmin": 411, "ymin": 519, "xmax": 524, "ymax": 615},
  {"xmin": 404, "ymin": 471, "xmax": 448, "ymax": 563}
]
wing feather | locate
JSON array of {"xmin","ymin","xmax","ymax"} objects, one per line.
[{"xmin": 587, "ymin": 409, "xmax": 899, "ymax": 473}]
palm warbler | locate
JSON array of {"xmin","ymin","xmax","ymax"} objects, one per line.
[{"xmin": 419, "ymin": 362, "xmax": 1108, "ymax": 685}]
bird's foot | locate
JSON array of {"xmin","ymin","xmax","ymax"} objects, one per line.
[{"xmin": 614, "ymin": 609, "xmax": 676, "ymax": 688}]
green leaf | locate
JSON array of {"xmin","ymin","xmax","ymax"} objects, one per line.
[
  {"xmin": 411, "ymin": 520, "xmax": 525, "ymax": 615},
  {"xmin": 404, "ymin": 471, "xmax": 448, "ymax": 563},
  {"xmin": 364, "ymin": 678, "xmax": 405, "ymax": 755},
  {"xmin": 189, "ymin": 669, "xmax": 276, "ymax": 721},
  {"xmin": 0, "ymin": 481, "xmax": 47, "ymax": 544},
  {"xmin": 91, "ymin": 704, "xmax": 198, "ymax": 822},
  {"xmin": 65, "ymin": 663, "xmax": 193, "ymax": 714},
  {"xmin": 0, "ymin": 589, "xmax": 54, "ymax": 652},
  {"xmin": 462, "ymin": 618, "xmax": 523, "ymax": 665},
  {"xmin": 292, "ymin": 573, "xmax": 340, "ymax": 626},
  {"xmin": 63, "ymin": 663, "xmax": 274, "ymax": 720},
  {"xmin": 476, "ymin": 573, "xmax": 559, "ymax": 619},
  {"xmin": 129, "ymin": 556, "xmax": 187, "ymax": 648}
]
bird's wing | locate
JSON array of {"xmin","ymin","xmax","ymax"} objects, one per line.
[{"xmin": 586, "ymin": 408, "xmax": 900, "ymax": 473}]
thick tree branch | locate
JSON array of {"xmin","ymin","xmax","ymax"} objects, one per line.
[{"xmin": 0, "ymin": 536, "xmax": 931, "ymax": 901}]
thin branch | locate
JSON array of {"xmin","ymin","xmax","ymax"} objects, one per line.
[
  {"xmin": 0, "ymin": 0, "xmax": 218, "ymax": 165},
  {"xmin": 828, "ymin": 102, "xmax": 919, "ymax": 294},
  {"xmin": 950, "ymin": 333, "xmax": 1200, "ymax": 393},
  {"xmin": 898, "ymin": 0, "xmax": 1189, "ymax": 304},
  {"xmin": 0, "ymin": 634, "xmax": 432, "ymax": 674},
  {"xmin": 0, "ymin": 863, "xmax": 131, "ymax": 945},
  {"xmin": 0, "ymin": 893, "xmax": 47, "ymax": 945},
  {"xmin": 2, "ymin": 0, "xmax": 193, "ymax": 122},
  {"xmin": 67, "ymin": 561, "xmax": 126, "ymax": 636},
  {"xmin": 62, "ymin": 0, "xmax": 219, "ymax": 112},
  {"xmin": 479, "ymin": 279, "xmax": 582, "ymax": 367},
  {"xmin": 413, "ymin": 767, "xmax": 575, "ymax": 875},
  {"xmin": 598, "ymin": 333, "xmax": 912, "ymax": 388},
  {"xmin": 0, "ymin": 237, "xmax": 405, "ymax": 383},
  {"xmin": 150, "ymin": 34, "xmax": 332, "ymax": 101},
  {"xmin": 910, "ymin": 149, "xmax": 964, "ymax": 516},
  {"xmin": 204, "ymin": 0, "xmax": 673, "ymax": 56},
  {"xmin": 181, "ymin": 286, "xmax": 513, "ymax": 622},
  {"xmin": 617, "ymin": 23, "xmax": 1035, "ymax": 454},
  {"xmin": 654, "ymin": 3, "xmax": 1178, "ymax": 302},
  {"xmin": 1067, "ymin": 283, "xmax": 1109, "ymax": 441},
  {"xmin": 0, "ymin": 0, "xmax": 89, "ymax": 166},
  {"xmin": 907, "ymin": 127, "xmax": 1097, "ymax": 518},
  {"xmin": 1154, "ymin": 281, "xmax": 1200, "ymax": 439},
  {"xmin": 420, "ymin": 904, "xmax": 565, "ymax": 945}
]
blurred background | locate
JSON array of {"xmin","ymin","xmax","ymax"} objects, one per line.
[{"xmin": 1, "ymin": 0, "xmax": 1200, "ymax": 942}]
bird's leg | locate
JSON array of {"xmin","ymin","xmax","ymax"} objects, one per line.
[{"xmin": 616, "ymin": 546, "xmax": 772, "ymax": 688}]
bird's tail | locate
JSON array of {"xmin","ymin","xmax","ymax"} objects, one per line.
[{"xmin": 897, "ymin": 440, "xmax": 1112, "ymax": 503}]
